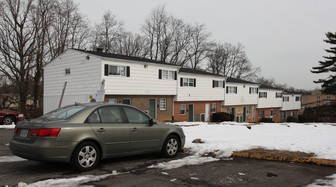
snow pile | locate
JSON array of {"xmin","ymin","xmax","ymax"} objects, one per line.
[
  {"xmin": 0, "ymin": 156, "xmax": 26, "ymax": 163},
  {"xmin": 0, "ymin": 124, "xmax": 15, "ymax": 129},
  {"xmin": 307, "ymin": 174, "xmax": 336, "ymax": 187},
  {"xmin": 148, "ymin": 155, "xmax": 218, "ymax": 170},
  {"xmin": 175, "ymin": 122, "xmax": 336, "ymax": 160},
  {"xmin": 17, "ymin": 170, "xmax": 121, "ymax": 187}
]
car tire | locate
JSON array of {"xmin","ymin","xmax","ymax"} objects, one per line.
[
  {"xmin": 161, "ymin": 135, "xmax": 180, "ymax": 158},
  {"xmin": 70, "ymin": 141, "xmax": 100, "ymax": 171},
  {"xmin": 2, "ymin": 116, "xmax": 15, "ymax": 125}
]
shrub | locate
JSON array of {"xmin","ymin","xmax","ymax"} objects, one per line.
[
  {"xmin": 298, "ymin": 115, "xmax": 306, "ymax": 123},
  {"xmin": 212, "ymin": 112, "xmax": 234, "ymax": 122},
  {"xmin": 261, "ymin": 117, "xmax": 273, "ymax": 123},
  {"xmin": 286, "ymin": 116, "xmax": 297, "ymax": 122}
]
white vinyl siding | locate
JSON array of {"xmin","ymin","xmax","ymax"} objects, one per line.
[
  {"xmin": 257, "ymin": 89, "xmax": 283, "ymax": 109},
  {"xmin": 224, "ymin": 82, "xmax": 259, "ymax": 106},
  {"xmin": 281, "ymin": 94, "xmax": 301, "ymax": 111}
]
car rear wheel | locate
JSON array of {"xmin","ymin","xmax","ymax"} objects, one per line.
[
  {"xmin": 161, "ymin": 135, "xmax": 180, "ymax": 158},
  {"xmin": 2, "ymin": 116, "xmax": 15, "ymax": 125},
  {"xmin": 71, "ymin": 141, "xmax": 100, "ymax": 171}
]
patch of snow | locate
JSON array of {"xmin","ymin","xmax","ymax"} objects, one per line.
[
  {"xmin": 17, "ymin": 170, "xmax": 121, "ymax": 187},
  {"xmin": 0, "ymin": 124, "xmax": 15, "ymax": 129},
  {"xmin": 306, "ymin": 174, "xmax": 336, "ymax": 187},
  {"xmin": 148, "ymin": 155, "xmax": 219, "ymax": 170},
  {"xmin": 0, "ymin": 156, "xmax": 27, "ymax": 163}
]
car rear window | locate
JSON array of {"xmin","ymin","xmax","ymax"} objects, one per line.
[{"xmin": 40, "ymin": 105, "xmax": 86, "ymax": 120}]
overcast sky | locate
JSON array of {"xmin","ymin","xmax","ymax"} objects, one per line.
[{"xmin": 73, "ymin": 0, "xmax": 336, "ymax": 90}]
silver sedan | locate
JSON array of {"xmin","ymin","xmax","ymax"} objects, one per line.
[{"xmin": 10, "ymin": 103, "xmax": 185, "ymax": 171}]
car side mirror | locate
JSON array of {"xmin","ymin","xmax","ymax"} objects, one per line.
[{"xmin": 149, "ymin": 118, "xmax": 155, "ymax": 126}]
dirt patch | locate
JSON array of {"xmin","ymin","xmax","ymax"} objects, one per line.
[{"xmin": 232, "ymin": 148, "xmax": 336, "ymax": 166}]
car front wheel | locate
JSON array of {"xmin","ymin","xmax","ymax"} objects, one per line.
[
  {"xmin": 71, "ymin": 141, "xmax": 100, "ymax": 171},
  {"xmin": 161, "ymin": 135, "xmax": 180, "ymax": 158}
]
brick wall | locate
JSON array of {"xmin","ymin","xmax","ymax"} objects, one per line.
[{"xmin": 173, "ymin": 101, "xmax": 222, "ymax": 122}]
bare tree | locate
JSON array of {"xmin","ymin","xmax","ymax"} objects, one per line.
[
  {"xmin": 207, "ymin": 42, "xmax": 259, "ymax": 80},
  {"xmin": 0, "ymin": 0, "xmax": 36, "ymax": 114},
  {"xmin": 92, "ymin": 11, "xmax": 123, "ymax": 52},
  {"xmin": 142, "ymin": 5, "xmax": 170, "ymax": 61},
  {"xmin": 114, "ymin": 32, "xmax": 147, "ymax": 57},
  {"xmin": 186, "ymin": 24, "xmax": 212, "ymax": 69}
]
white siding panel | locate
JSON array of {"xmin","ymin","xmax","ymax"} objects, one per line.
[
  {"xmin": 176, "ymin": 73, "xmax": 225, "ymax": 101},
  {"xmin": 257, "ymin": 89, "xmax": 283, "ymax": 108},
  {"xmin": 102, "ymin": 59, "xmax": 178, "ymax": 95},
  {"xmin": 224, "ymin": 82, "xmax": 258, "ymax": 106},
  {"xmin": 44, "ymin": 50, "xmax": 102, "ymax": 113},
  {"xmin": 281, "ymin": 94, "xmax": 301, "ymax": 111}
]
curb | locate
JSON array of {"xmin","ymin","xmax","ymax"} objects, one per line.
[{"xmin": 232, "ymin": 149, "xmax": 336, "ymax": 167}]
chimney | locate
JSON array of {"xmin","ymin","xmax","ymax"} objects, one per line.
[{"xmin": 96, "ymin": 48, "xmax": 103, "ymax": 53}]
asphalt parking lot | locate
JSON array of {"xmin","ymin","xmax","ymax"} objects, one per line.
[{"xmin": 1, "ymin": 128, "xmax": 336, "ymax": 186}]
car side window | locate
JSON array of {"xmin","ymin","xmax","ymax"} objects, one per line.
[
  {"xmin": 87, "ymin": 110, "xmax": 101, "ymax": 123},
  {"xmin": 98, "ymin": 106, "xmax": 123, "ymax": 123},
  {"xmin": 123, "ymin": 107, "xmax": 149, "ymax": 124}
]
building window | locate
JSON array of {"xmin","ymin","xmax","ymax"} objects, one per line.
[
  {"xmin": 259, "ymin": 92, "xmax": 267, "ymax": 98},
  {"xmin": 276, "ymin": 92, "xmax": 282, "ymax": 98},
  {"xmin": 295, "ymin": 96, "xmax": 301, "ymax": 101},
  {"xmin": 258, "ymin": 110, "xmax": 261, "ymax": 118},
  {"xmin": 65, "ymin": 68, "xmax": 71, "ymax": 75},
  {"xmin": 122, "ymin": 98, "xmax": 131, "ymax": 105},
  {"xmin": 105, "ymin": 64, "xmax": 130, "ymax": 77},
  {"xmin": 213, "ymin": 80, "xmax": 225, "ymax": 88},
  {"xmin": 283, "ymin": 96, "xmax": 289, "ymax": 102},
  {"xmin": 249, "ymin": 87, "xmax": 259, "ymax": 94},
  {"xmin": 181, "ymin": 78, "xmax": 196, "ymax": 87},
  {"xmin": 180, "ymin": 104, "xmax": 186, "ymax": 115},
  {"xmin": 108, "ymin": 98, "xmax": 117, "ymax": 104},
  {"xmin": 226, "ymin": 86, "xmax": 237, "ymax": 94},
  {"xmin": 212, "ymin": 103, "xmax": 216, "ymax": 113},
  {"xmin": 248, "ymin": 106, "xmax": 252, "ymax": 115},
  {"xmin": 159, "ymin": 69, "xmax": 176, "ymax": 80},
  {"xmin": 160, "ymin": 98, "xmax": 166, "ymax": 110},
  {"xmin": 226, "ymin": 108, "xmax": 230, "ymax": 113}
]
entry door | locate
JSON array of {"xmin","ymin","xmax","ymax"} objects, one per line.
[
  {"xmin": 149, "ymin": 99, "xmax": 156, "ymax": 119},
  {"xmin": 188, "ymin": 104, "xmax": 194, "ymax": 122},
  {"xmin": 243, "ymin": 107, "xmax": 247, "ymax": 122},
  {"xmin": 205, "ymin": 103, "xmax": 210, "ymax": 121}
]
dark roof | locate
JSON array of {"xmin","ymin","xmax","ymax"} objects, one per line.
[
  {"xmin": 72, "ymin": 49, "xmax": 179, "ymax": 67},
  {"xmin": 259, "ymin": 84, "xmax": 283, "ymax": 91},
  {"xmin": 226, "ymin": 77, "xmax": 259, "ymax": 85},
  {"xmin": 179, "ymin": 68, "xmax": 225, "ymax": 78}
]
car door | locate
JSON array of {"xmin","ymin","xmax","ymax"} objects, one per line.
[
  {"xmin": 88, "ymin": 106, "xmax": 130, "ymax": 156},
  {"xmin": 122, "ymin": 106, "xmax": 162, "ymax": 153}
]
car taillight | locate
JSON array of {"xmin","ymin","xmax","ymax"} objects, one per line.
[
  {"xmin": 30, "ymin": 128, "xmax": 61, "ymax": 137},
  {"xmin": 17, "ymin": 114, "xmax": 25, "ymax": 121},
  {"xmin": 14, "ymin": 127, "xmax": 19, "ymax": 134}
]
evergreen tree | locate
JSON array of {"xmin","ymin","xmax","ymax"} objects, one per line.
[{"xmin": 311, "ymin": 32, "xmax": 336, "ymax": 94}]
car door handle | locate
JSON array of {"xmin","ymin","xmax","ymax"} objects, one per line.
[
  {"xmin": 97, "ymin": 128, "xmax": 105, "ymax": 132},
  {"xmin": 131, "ymin": 128, "xmax": 138, "ymax": 132}
]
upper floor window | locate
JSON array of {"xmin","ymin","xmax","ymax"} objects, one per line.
[
  {"xmin": 159, "ymin": 69, "xmax": 177, "ymax": 80},
  {"xmin": 180, "ymin": 78, "xmax": 196, "ymax": 87},
  {"xmin": 259, "ymin": 92, "xmax": 267, "ymax": 98},
  {"xmin": 276, "ymin": 92, "xmax": 282, "ymax": 98},
  {"xmin": 295, "ymin": 96, "xmax": 301, "ymax": 101},
  {"xmin": 213, "ymin": 80, "xmax": 225, "ymax": 88},
  {"xmin": 249, "ymin": 87, "xmax": 259, "ymax": 94},
  {"xmin": 65, "ymin": 68, "xmax": 71, "ymax": 75},
  {"xmin": 283, "ymin": 96, "xmax": 289, "ymax": 102},
  {"xmin": 226, "ymin": 86, "xmax": 237, "ymax": 94},
  {"xmin": 104, "ymin": 64, "xmax": 130, "ymax": 77}
]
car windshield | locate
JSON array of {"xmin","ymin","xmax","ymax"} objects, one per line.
[{"xmin": 40, "ymin": 105, "xmax": 86, "ymax": 120}]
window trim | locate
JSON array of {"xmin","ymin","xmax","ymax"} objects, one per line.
[
  {"xmin": 259, "ymin": 92, "xmax": 267, "ymax": 98},
  {"xmin": 226, "ymin": 86, "xmax": 238, "ymax": 94},
  {"xmin": 180, "ymin": 104, "xmax": 186, "ymax": 115},
  {"xmin": 211, "ymin": 103, "xmax": 216, "ymax": 113}
]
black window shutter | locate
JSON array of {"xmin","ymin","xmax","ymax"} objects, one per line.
[
  {"xmin": 126, "ymin": 66, "xmax": 130, "ymax": 77},
  {"xmin": 249, "ymin": 87, "xmax": 251, "ymax": 94},
  {"xmin": 174, "ymin": 71, "xmax": 177, "ymax": 80},
  {"xmin": 256, "ymin": 88, "xmax": 259, "ymax": 94},
  {"xmin": 212, "ymin": 80, "xmax": 215, "ymax": 88},
  {"xmin": 194, "ymin": 79, "xmax": 196, "ymax": 87},
  {"xmin": 235, "ymin": 87, "xmax": 237, "ymax": 93},
  {"xmin": 104, "ymin": 64, "xmax": 109, "ymax": 76},
  {"xmin": 158, "ymin": 69, "xmax": 162, "ymax": 79},
  {"xmin": 180, "ymin": 78, "xmax": 183, "ymax": 87},
  {"xmin": 226, "ymin": 86, "xmax": 228, "ymax": 94},
  {"xmin": 223, "ymin": 81, "xmax": 225, "ymax": 88}
]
